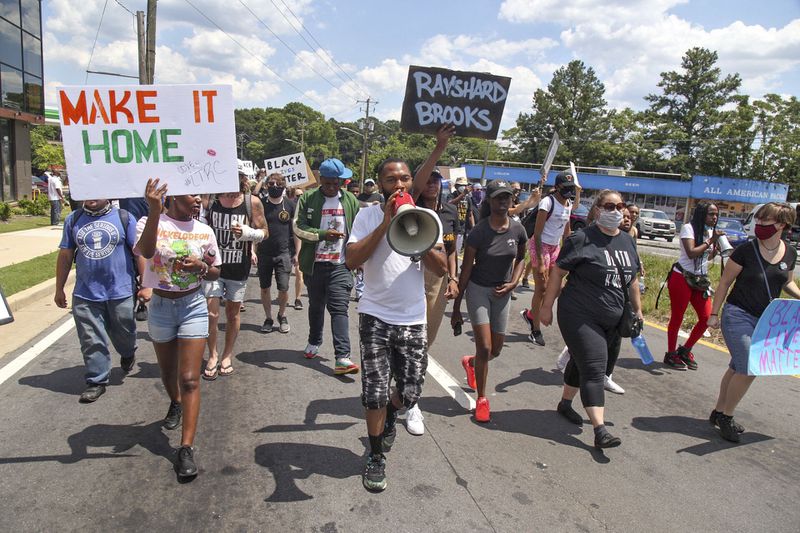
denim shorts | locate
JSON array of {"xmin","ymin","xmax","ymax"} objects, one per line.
[
  {"xmin": 202, "ymin": 278, "xmax": 248, "ymax": 302},
  {"xmin": 148, "ymin": 290, "xmax": 209, "ymax": 343},
  {"xmin": 721, "ymin": 303, "xmax": 759, "ymax": 375}
]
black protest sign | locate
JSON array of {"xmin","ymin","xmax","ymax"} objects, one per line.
[{"xmin": 400, "ymin": 65, "xmax": 512, "ymax": 140}]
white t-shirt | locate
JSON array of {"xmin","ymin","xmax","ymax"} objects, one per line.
[
  {"xmin": 538, "ymin": 195, "xmax": 571, "ymax": 246},
  {"xmin": 348, "ymin": 204, "xmax": 443, "ymax": 325},
  {"xmin": 677, "ymin": 224, "xmax": 712, "ymax": 274},
  {"xmin": 315, "ymin": 195, "xmax": 347, "ymax": 264},
  {"xmin": 47, "ymin": 175, "xmax": 63, "ymax": 201}
]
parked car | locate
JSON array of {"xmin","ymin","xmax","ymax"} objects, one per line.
[
  {"xmin": 570, "ymin": 204, "xmax": 589, "ymax": 230},
  {"xmin": 32, "ymin": 175, "xmax": 48, "ymax": 193},
  {"xmin": 636, "ymin": 209, "xmax": 676, "ymax": 241},
  {"xmin": 716, "ymin": 217, "xmax": 748, "ymax": 247}
]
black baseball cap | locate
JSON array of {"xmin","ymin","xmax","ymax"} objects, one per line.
[
  {"xmin": 486, "ymin": 179, "xmax": 514, "ymax": 198},
  {"xmin": 555, "ymin": 171, "xmax": 575, "ymax": 188}
]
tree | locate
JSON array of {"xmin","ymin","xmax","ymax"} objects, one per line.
[
  {"xmin": 645, "ymin": 47, "xmax": 742, "ymax": 177},
  {"xmin": 750, "ymin": 94, "xmax": 800, "ymax": 199},
  {"xmin": 30, "ymin": 125, "xmax": 65, "ymax": 171},
  {"xmin": 504, "ymin": 60, "xmax": 610, "ymax": 166}
]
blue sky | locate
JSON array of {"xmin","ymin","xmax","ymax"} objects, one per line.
[{"xmin": 43, "ymin": 0, "xmax": 800, "ymax": 132}]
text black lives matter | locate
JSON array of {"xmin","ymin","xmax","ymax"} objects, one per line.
[{"xmin": 400, "ymin": 65, "xmax": 512, "ymax": 140}]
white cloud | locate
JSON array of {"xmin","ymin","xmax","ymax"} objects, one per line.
[{"xmin": 498, "ymin": 0, "xmax": 689, "ymax": 25}]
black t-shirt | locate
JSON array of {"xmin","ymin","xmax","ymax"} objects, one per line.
[
  {"xmin": 727, "ymin": 240, "xmax": 797, "ymax": 317},
  {"xmin": 466, "ymin": 218, "xmax": 528, "ymax": 287},
  {"xmin": 258, "ymin": 198, "xmax": 296, "ymax": 257},
  {"xmin": 436, "ymin": 202, "xmax": 459, "ymax": 255},
  {"xmin": 557, "ymin": 225, "xmax": 641, "ymax": 318},
  {"xmin": 357, "ymin": 192, "xmax": 384, "ymax": 206},
  {"xmin": 207, "ymin": 198, "xmax": 252, "ymax": 281},
  {"xmin": 448, "ymin": 192, "xmax": 474, "ymax": 233}
]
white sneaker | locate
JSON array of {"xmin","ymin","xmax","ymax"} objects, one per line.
[
  {"xmin": 604, "ymin": 374, "xmax": 625, "ymax": 394},
  {"xmin": 405, "ymin": 404, "xmax": 425, "ymax": 435},
  {"xmin": 556, "ymin": 347, "xmax": 571, "ymax": 372}
]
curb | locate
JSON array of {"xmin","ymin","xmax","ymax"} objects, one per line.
[{"xmin": 6, "ymin": 274, "xmax": 72, "ymax": 313}]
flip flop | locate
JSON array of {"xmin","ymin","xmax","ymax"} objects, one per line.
[
  {"xmin": 219, "ymin": 364, "xmax": 234, "ymax": 376},
  {"xmin": 202, "ymin": 363, "xmax": 219, "ymax": 381}
]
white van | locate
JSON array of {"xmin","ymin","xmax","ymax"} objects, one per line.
[{"xmin": 742, "ymin": 202, "xmax": 799, "ymax": 237}]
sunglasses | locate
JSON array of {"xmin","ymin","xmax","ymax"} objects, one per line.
[{"xmin": 601, "ymin": 202, "xmax": 626, "ymax": 212}]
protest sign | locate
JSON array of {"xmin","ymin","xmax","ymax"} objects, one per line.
[
  {"xmin": 0, "ymin": 286, "xmax": 13, "ymax": 325},
  {"xmin": 263, "ymin": 152, "xmax": 316, "ymax": 188},
  {"xmin": 748, "ymin": 299, "xmax": 800, "ymax": 376},
  {"xmin": 400, "ymin": 65, "xmax": 512, "ymax": 140},
  {"xmin": 239, "ymin": 160, "xmax": 255, "ymax": 178},
  {"xmin": 58, "ymin": 84, "xmax": 237, "ymax": 200}
]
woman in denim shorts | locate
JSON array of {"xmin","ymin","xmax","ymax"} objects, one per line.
[
  {"xmin": 708, "ymin": 202, "xmax": 799, "ymax": 442},
  {"xmin": 136, "ymin": 179, "xmax": 221, "ymax": 478}
]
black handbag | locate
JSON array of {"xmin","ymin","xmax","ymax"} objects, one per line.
[{"xmin": 612, "ymin": 259, "xmax": 643, "ymax": 338}]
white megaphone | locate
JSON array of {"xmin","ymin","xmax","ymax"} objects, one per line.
[
  {"xmin": 386, "ymin": 192, "xmax": 440, "ymax": 262},
  {"xmin": 717, "ymin": 234, "xmax": 733, "ymax": 257}
]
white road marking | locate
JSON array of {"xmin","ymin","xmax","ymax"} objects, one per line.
[
  {"xmin": 0, "ymin": 319, "xmax": 74, "ymax": 386},
  {"xmin": 426, "ymin": 354, "xmax": 476, "ymax": 411}
]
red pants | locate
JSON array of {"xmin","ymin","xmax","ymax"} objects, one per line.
[{"xmin": 667, "ymin": 270, "xmax": 711, "ymax": 353}]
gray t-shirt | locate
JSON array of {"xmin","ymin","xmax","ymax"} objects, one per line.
[{"xmin": 466, "ymin": 218, "xmax": 528, "ymax": 287}]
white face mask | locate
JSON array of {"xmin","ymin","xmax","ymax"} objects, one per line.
[{"xmin": 597, "ymin": 209, "xmax": 624, "ymax": 230}]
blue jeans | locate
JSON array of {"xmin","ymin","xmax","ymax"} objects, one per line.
[
  {"xmin": 721, "ymin": 303, "xmax": 759, "ymax": 375},
  {"xmin": 73, "ymin": 295, "xmax": 137, "ymax": 385},
  {"xmin": 50, "ymin": 200, "xmax": 62, "ymax": 225},
  {"xmin": 305, "ymin": 262, "xmax": 352, "ymax": 358}
]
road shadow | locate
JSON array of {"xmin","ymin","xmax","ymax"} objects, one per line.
[
  {"xmin": 237, "ymin": 349, "xmax": 355, "ymax": 382},
  {"xmin": 614, "ymin": 357, "xmax": 666, "ymax": 376},
  {"xmin": 255, "ymin": 442, "xmax": 363, "ymax": 502},
  {"xmin": 255, "ymin": 396, "xmax": 363, "ymax": 434},
  {"xmin": 17, "ymin": 365, "xmax": 141, "ymax": 396},
  {"xmin": 495, "ymin": 367, "xmax": 563, "ymax": 392},
  {"xmin": 631, "ymin": 415, "xmax": 774, "ymax": 456},
  {"xmin": 422, "ymin": 399, "xmax": 610, "ymax": 463},
  {"xmin": 0, "ymin": 420, "xmax": 172, "ymax": 465}
]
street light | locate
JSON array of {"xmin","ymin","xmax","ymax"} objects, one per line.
[{"xmin": 284, "ymin": 138, "xmax": 302, "ymax": 148}]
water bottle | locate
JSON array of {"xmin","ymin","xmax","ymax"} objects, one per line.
[{"xmin": 631, "ymin": 334, "xmax": 654, "ymax": 365}]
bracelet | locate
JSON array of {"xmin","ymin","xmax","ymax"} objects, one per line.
[
  {"xmin": 710, "ymin": 313, "xmax": 718, "ymax": 317},
  {"xmin": 198, "ymin": 263, "xmax": 209, "ymax": 279}
]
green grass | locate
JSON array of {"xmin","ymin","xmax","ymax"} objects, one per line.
[
  {"xmin": 0, "ymin": 251, "xmax": 61, "ymax": 296},
  {"xmin": 0, "ymin": 215, "xmax": 53, "ymax": 234}
]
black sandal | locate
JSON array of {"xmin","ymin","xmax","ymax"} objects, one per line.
[{"xmin": 202, "ymin": 363, "xmax": 219, "ymax": 381}]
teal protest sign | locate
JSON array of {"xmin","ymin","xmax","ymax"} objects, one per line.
[{"xmin": 748, "ymin": 299, "xmax": 800, "ymax": 376}]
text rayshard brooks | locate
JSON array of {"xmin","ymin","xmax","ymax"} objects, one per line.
[
  {"xmin": 59, "ymin": 89, "xmax": 219, "ymax": 164},
  {"xmin": 400, "ymin": 66, "xmax": 512, "ymax": 140}
]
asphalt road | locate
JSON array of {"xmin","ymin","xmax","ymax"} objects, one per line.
[{"xmin": 1, "ymin": 276, "xmax": 799, "ymax": 532}]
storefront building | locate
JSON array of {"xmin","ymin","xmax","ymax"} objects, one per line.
[
  {"xmin": 464, "ymin": 163, "xmax": 790, "ymax": 223},
  {"xmin": 0, "ymin": 0, "xmax": 44, "ymax": 201}
]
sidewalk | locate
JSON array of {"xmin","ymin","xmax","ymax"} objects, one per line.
[{"xmin": 0, "ymin": 225, "xmax": 64, "ymax": 268}]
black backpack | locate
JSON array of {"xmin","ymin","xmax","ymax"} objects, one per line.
[{"xmin": 521, "ymin": 194, "xmax": 556, "ymax": 238}]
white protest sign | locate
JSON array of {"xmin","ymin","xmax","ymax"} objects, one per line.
[
  {"xmin": 58, "ymin": 84, "xmax": 238, "ymax": 200},
  {"xmin": 239, "ymin": 160, "xmax": 255, "ymax": 178},
  {"xmin": 263, "ymin": 152, "xmax": 315, "ymax": 188}
]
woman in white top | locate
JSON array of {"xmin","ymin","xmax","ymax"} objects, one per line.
[
  {"xmin": 664, "ymin": 201, "xmax": 723, "ymax": 370},
  {"xmin": 521, "ymin": 172, "xmax": 574, "ymax": 347}
]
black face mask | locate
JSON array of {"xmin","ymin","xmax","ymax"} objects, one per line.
[
  {"xmin": 267, "ymin": 185, "xmax": 285, "ymax": 198},
  {"xmin": 560, "ymin": 188, "xmax": 575, "ymax": 201}
]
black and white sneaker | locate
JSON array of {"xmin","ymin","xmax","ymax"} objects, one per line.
[
  {"xmin": 529, "ymin": 330, "xmax": 545, "ymax": 346},
  {"xmin": 278, "ymin": 314, "xmax": 290, "ymax": 334},
  {"xmin": 260, "ymin": 318, "xmax": 274, "ymax": 333},
  {"xmin": 362, "ymin": 454, "xmax": 387, "ymax": 492}
]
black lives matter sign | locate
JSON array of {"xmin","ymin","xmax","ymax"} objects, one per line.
[{"xmin": 400, "ymin": 65, "xmax": 512, "ymax": 140}]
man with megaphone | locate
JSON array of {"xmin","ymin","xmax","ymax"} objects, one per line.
[{"xmin": 346, "ymin": 158, "xmax": 448, "ymax": 493}]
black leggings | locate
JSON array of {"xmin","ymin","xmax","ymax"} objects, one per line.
[{"xmin": 558, "ymin": 305, "xmax": 620, "ymax": 407}]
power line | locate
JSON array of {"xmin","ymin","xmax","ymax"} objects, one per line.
[
  {"xmin": 85, "ymin": 0, "xmax": 110, "ymax": 83},
  {"xmin": 237, "ymin": 0, "xmax": 360, "ymax": 104},
  {"xmin": 271, "ymin": 0, "xmax": 371, "ymax": 99},
  {"xmin": 112, "ymin": 0, "xmax": 135, "ymax": 17}
]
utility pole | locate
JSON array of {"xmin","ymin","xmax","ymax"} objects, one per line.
[
  {"xmin": 357, "ymin": 97, "xmax": 376, "ymax": 187},
  {"xmin": 136, "ymin": 11, "xmax": 146, "ymax": 84},
  {"xmin": 145, "ymin": 0, "xmax": 157, "ymax": 84},
  {"xmin": 298, "ymin": 119, "xmax": 306, "ymax": 153}
]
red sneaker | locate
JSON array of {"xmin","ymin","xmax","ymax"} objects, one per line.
[
  {"xmin": 475, "ymin": 397, "xmax": 490, "ymax": 423},
  {"xmin": 461, "ymin": 355, "xmax": 476, "ymax": 390}
]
